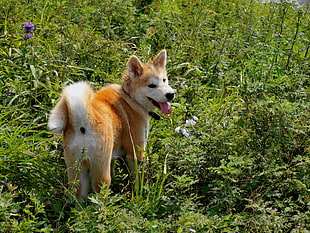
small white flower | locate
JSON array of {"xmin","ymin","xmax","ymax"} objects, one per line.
[
  {"xmin": 185, "ymin": 119, "xmax": 196, "ymax": 126},
  {"xmin": 192, "ymin": 116, "xmax": 198, "ymax": 121},
  {"xmin": 187, "ymin": 228, "xmax": 196, "ymax": 233},
  {"xmin": 175, "ymin": 126, "xmax": 181, "ymax": 133},
  {"xmin": 181, "ymin": 128, "xmax": 190, "ymax": 137}
]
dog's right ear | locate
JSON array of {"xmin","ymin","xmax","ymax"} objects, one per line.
[
  {"xmin": 153, "ymin": 49, "xmax": 166, "ymax": 69},
  {"xmin": 127, "ymin": 55, "xmax": 143, "ymax": 79}
]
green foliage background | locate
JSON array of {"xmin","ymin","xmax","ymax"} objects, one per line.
[{"xmin": 0, "ymin": 0, "xmax": 309, "ymax": 232}]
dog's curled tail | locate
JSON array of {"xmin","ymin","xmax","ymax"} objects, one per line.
[{"xmin": 48, "ymin": 82, "xmax": 94, "ymax": 133}]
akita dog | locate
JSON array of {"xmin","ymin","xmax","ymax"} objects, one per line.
[{"xmin": 48, "ymin": 50, "xmax": 175, "ymax": 199}]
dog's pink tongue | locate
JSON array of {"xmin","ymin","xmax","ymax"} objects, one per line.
[{"xmin": 159, "ymin": 102, "xmax": 172, "ymax": 115}]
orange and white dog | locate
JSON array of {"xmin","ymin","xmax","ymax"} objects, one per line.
[{"xmin": 48, "ymin": 50, "xmax": 175, "ymax": 199}]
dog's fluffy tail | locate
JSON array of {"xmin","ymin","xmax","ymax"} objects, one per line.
[{"xmin": 48, "ymin": 82, "xmax": 94, "ymax": 133}]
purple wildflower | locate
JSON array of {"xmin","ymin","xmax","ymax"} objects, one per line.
[
  {"xmin": 22, "ymin": 34, "xmax": 33, "ymax": 39},
  {"xmin": 23, "ymin": 22, "xmax": 35, "ymax": 33}
]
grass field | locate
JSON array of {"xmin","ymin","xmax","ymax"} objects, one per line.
[{"xmin": 0, "ymin": 0, "xmax": 309, "ymax": 232}]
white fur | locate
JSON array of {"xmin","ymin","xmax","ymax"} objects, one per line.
[
  {"xmin": 48, "ymin": 98, "xmax": 67, "ymax": 133},
  {"xmin": 48, "ymin": 82, "xmax": 94, "ymax": 133},
  {"xmin": 64, "ymin": 82, "xmax": 92, "ymax": 129},
  {"xmin": 48, "ymin": 82, "xmax": 99, "ymax": 199},
  {"xmin": 80, "ymin": 166, "xmax": 90, "ymax": 198},
  {"xmin": 48, "ymin": 117, "xmax": 66, "ymax": 133},
  {"xmin": 147, "ymin": 77, "xmax": 174, "ymax": 103},
  {"xmin": 63, "ymin": 82, "xmax": 98, "ymax": 157}
]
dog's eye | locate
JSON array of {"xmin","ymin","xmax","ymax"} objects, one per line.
[
  {"xmin": 163, "ymin": 79, "xmax": 166, "ymax": 82},
  {"xmin": 148, "ymin": 84, "xmax": 157, "ymax": 88}
]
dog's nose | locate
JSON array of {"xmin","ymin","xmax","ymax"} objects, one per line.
[{"xmin": 165, "ymin": 92, "xmax": 174, "ymax": 101}]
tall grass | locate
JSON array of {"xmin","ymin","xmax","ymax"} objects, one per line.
[{"xmin": 1, "ymin": 0, "xmax": 309, "ymax": 232}]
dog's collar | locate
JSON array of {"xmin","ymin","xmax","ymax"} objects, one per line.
[
  {"xmin": 121, "ymin": 85, "xmax": 161, "ymax": 120},
  {"xmin": 148, "ymin": 111, "xmax": 161, "ymax": 120}
]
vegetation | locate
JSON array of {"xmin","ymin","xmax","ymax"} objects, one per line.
[{"xmin": 0, "ymin": 0, "xmax": 309, "ymax": 232}]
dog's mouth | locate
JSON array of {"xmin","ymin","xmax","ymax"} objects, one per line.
[{"xmin": 147, "ymin": 97, "xmax": 172, "ymax": 115}]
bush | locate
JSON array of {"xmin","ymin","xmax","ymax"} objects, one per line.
[{"xmin": 0, "ymin": 0, "xmax": 309, "ymax": 232}]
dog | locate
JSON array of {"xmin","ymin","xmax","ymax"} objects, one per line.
[{"xmin": 48, "ymin": 50, "xmax": 175, "ymax": 199}]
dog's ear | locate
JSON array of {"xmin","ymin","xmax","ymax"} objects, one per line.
[
  {"xmin": 153, "ymin": 50, "xmax": 166, "ymax": 68},
  {"xmin": 127, "ymin": 55, "xmax": 143, "ymax": 78}
]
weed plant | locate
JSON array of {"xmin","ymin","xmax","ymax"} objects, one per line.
[{"xmin": 0, "ymin": 0, "xmax": 309, "ymax": 232}]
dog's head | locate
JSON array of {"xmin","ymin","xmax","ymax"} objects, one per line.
[{"xmin": 122, "ymin": 50, "xmax": 175, "ymax": 115}]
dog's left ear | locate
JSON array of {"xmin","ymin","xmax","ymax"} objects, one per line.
[
  {"xmin": 153, "ymin": 50, "xmax": 166, "ymax": 68},
  {"xmin": 127, "ymin": 55, "xmax": 143, "ymax": 79}
]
